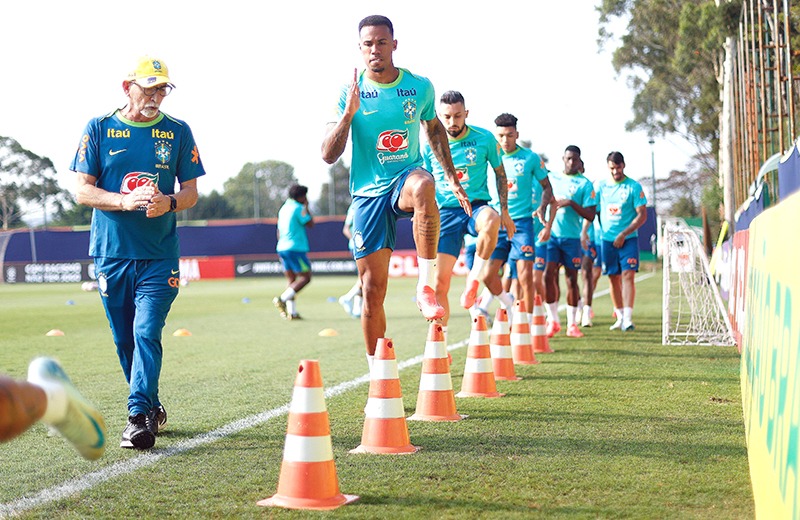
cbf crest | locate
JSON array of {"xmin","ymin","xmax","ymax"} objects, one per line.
[
  {"xmin": 465, "ymin": 148, "xmax": 477, "ymax": 166},
  {"xmin": 402, "ymin": 98, "xmax": 417, "ymax": 121},
  {"xmin": 155, "ymin": 140, "xmax": 172, "ymax": 164}
]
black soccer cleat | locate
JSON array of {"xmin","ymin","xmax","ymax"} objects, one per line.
[{"xmin": 120, "ymin": 413, "xmax": 156, "ymax": 450}]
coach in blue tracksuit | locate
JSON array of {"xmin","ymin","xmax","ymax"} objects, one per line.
[{"xmin": 71, "ymin": 56, "xmax": 205, "ymax": 450}]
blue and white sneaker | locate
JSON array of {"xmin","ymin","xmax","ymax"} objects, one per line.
[
  {"xmin": 622, "ymin": 321, "xmax": 636, "ymax": 332},
  {"xmin": 27, "ymin": 357, "xmax": 106, "ymax": 460}
]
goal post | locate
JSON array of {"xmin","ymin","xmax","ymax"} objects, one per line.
[{"xmin": 661, "ymin": 218, "xmax": 735, "ymax": 346}]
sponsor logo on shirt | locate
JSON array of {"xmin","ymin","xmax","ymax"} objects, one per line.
[
  {"xmin": 120, "ymin": 172, "xmax": 159, "ymax": 194},
  {"xmin": 455, "ymin": 168, "xmax": 470, "ymax": 187},
  {"xmin": 376, "ymin": 129, "xmax": 408, "ymax": 153},
  {"xmin": 508, "ymin": 179, "xmax": 518, "ymax": 198},
  {"xmin": 77, "ymin": 134, "xmax": 89, "ymax": 163},
  {"xmin": 152, "ymin": 129, "xmax": 174, "ymax": 140},
  {"xmin": 361, "ymin": 89, "xmax": 378, "ymax": 99},
  {"xmin": 107, "ymin": 129, "xmax": 130, "ymax": 138}
]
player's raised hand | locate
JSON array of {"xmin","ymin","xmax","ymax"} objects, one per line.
[
  {"xmin": 343, "ymin": 68, "xmax": 361, "ymax": 118},
  {"xmin": 451, "ymin": 184, "xmax": 472, "ymax": 217}
]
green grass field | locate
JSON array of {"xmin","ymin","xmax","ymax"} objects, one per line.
[{"xmin": 0, "ymin": 271, "xmax": 753, "ymax": 518}]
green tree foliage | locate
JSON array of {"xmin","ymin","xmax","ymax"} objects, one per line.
[
  {"xmin": 185, "ymin": 190, "xmax": 237, "ymax": 221},
  {"xmin": 597, "ymin": 0, "xmax": 741, "ymax": 160},
  {"xmin": 222, "ymin": 161, "xmax": 298, "ymax": 219},
  {"xmin": 51, "ymin": 196, "xmax": 93, "ymax": 227},
  {"xmin": 314, "ymin": 159, "xmax": 351, "ymax": 215},
  {"xmin": 0, "ymin": 136, "xmax": 72, "ymax": 229}
]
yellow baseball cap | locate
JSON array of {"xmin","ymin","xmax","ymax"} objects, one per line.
[{"xmin": 126, "ymin": 56, "xmax": 172, "ymax": 87}]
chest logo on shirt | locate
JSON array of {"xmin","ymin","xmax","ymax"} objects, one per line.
[
  {"xmin": 513, "ymin": 162, "xmax": 525, "ymax": 177},
  {"xmin": 464, "ymin": 148, "xmax": 477, "ymax": 166},
  {"xmin": 376, "ymin": 130, "xmax": 408, "ymax": 153},
  {"xmin": 155, "ymin": 140, "xmax": 172, "ymax": 164},
  {"xmin": 402, "ymin": 98, "xmax": 417, "ymax": 121},
  {"xmin": 607, "ymin": 204, "xmax": 622, "ymax": 217},
  {"xmin": 120, "ymin": 172, "xmax": 159, "ymax": 194}
]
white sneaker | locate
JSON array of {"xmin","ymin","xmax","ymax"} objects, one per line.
[
  {"xmin": 622, "ymin": 321, "xmax": 635, "ymax": 332},
  {"xmin": 351, "ymin": 295, "xmax": 362, "ymax": 318},
  {"xmin": 581, "ymin": 312, "xmax": 593, "ymax": 327},
  {"xmin": 338, "ymin": 295, "xmax": 353, "ymax": 316},
  {"xmin": 27, "ymin": 357, "xmax": 106, "ymax": 460},
  {"xmin": 609, "ymin": 318, "xmax": 623, "ymax": 331}
]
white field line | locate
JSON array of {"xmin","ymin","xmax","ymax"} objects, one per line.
[
  {"xmin": 1, "ymin": 271, "xmax": 654, "ymax": 517},
  {"xmin": 0, "ymin": 340, "xmax": 466, "ymax": 518}
]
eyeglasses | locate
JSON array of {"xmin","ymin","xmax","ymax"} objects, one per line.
[{"xmin": 132, "ymin": 82, "xmax": 174, "ymax": 97}]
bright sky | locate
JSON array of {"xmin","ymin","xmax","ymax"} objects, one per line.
[{"xmin": 1, "ymin": 1, "xmax": 696, "ymax": 219}]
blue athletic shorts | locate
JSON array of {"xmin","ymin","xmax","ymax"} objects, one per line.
[
  {"xmin": 546, "ymin": 236, "xmax": 583, "ymax": 270},
  {"xmin": 601, "ymin": 237, "xmax": 640, "ymax": 275},
  {"xmin": 350, "ymin": 168, "xmax": 419, "ymax": 259},
  {"xmin": 278, "ymin": 250, "xmax": 311, "ymax": 273},
  {"xmin": 438, "ymin": 202, "xmax": 492, "ymax": 257},
  {"xmin": 491, "ymin": 217, "xmax": 535, "ymax": 264},
  {"xmin": 583, "ymin": 241, "xmax": 598, "ymax": 261}
]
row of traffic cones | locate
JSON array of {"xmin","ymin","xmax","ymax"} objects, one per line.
[{"xmin": 259, "ymin": 295, "xmax": 553, "ymax": 510}]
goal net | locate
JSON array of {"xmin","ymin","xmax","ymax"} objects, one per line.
[{"xmin": 662, "ymin": 218, "xmax": 735, "ymax": 346}]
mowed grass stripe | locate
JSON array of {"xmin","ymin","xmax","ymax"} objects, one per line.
[{"xmin": 0, "ymin": 272, "xmax": 752, "ymax": 518}]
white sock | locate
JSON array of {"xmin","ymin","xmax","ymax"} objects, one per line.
[
  {"xmin": 286, "ymin": 299, "xmax": 296, "ymax": 315},
  {"xmin": 614, "ymin": 308, "xmax": 623, "ymax": 320},
  {"xmin": 498, "ymin": 291, "xmax": 514, "ymax": 310},
  {"xmin": 417, "ymin": 257, "xmax": 436, "ymax": 291},
  {"xmin": 469, "ymin": 256, "xmax": 487, "ymax": 281},
  {"xmin": 623, "ymin": 307, "xmax": 633, "ymax": 323},
  {"xmin": 567, "ymin": 305, "xmax": 577, "ymax": 326},
  {"xmin": 280, "ymin": 288, "xmax": 296, "ymax": 301},
  {"xmin": 477, "ymin": 287, "xmax": 493, "ymax": 311},
  {"xmin": 583, "ymin": 305, "xmax": 592, "ymax": 319},
  {"xmin": 548, "ymin": 303, "xmax": 560, "ymax": 324},
  {"xmin": 344, "ymin": 283, "xmax": 361, "ymax": 299},
  {"xmin": 366, "ymin": 353, "xmax": 374, "ymax": 370},
  {"xmin": 577, "ymin": 298, "xmax": 584, "ymax": 314}
]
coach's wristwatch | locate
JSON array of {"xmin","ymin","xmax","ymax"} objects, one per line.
[{"xmin": 168, "ymin": 195, "xmax": 177, "ymax": 212}]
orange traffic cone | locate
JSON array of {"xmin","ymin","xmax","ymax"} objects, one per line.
[
  {"xmin": 531, "ymin": 294, "xmax": 554, "ymax": 353},
  {"xmin": 350, "ymin": 338, "xmax": 419, "ymax": 454},
  {"xmin": 457, "ymin": 315, "xmax": 504, "ymax": 398},
  {"xmin": 408, "ymin": 322, "xmax": 465, "ymax": 421},
  {"xmin": 257, "ymin": 360, "xmax": 359, "ymax": 510},
  {"xmin": 490, "ymin": 308, "xmax": 521, "ymax": 380},
  {"xmin": 511, "ymin": 300, "xmax": 539, "ymax": 365}
]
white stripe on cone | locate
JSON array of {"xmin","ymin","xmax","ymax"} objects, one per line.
[
  {"xmin": 465, "ymin": 357, "xmax": 493, "ymax": 374},
  {"xmin": 282, "ymin": 434, "xmax": 333, "ymax": 462},
  {"xmin": 490, "ymin": 344, "xmax": 512, "ymax": 359},
  {"xmin": 364, "ymin": 397, "xmax": 405, "ymax": 418},
  {"xmin": 423, "ymin": 341, "xmax": 447, "ymax": 358},
  {"xmin": 419, "ymin": 372, "xmax": 454, "ymax": 391},
  {"xmin": 371, "ymin": 359, "xmax": 400, "ymax": 380},
  {"xmin": 289, "ymin": 387, "xmax": 326, "ymax": 413},
  {"xmin": 469, "ymin": 329, "xmax": 489, "ymax": 345}
]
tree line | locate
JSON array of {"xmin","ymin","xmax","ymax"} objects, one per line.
[
  {"xmin": 3, "ymin": 1, "xmax": 744, "ymax": 233},
  {"xmin": 0, "ymin": 137, "xmax": 352, "ymax": 230}
]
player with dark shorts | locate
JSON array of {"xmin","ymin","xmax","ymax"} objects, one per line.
[
  {"xmin": 321, "ymin": 15, "xmax": 470, "ymax": 369},
  {"xmin": 423, "ymin": 91, "xmax": 513, "ymax": 337},
  {"xmin": 597, "ymin": 152, "xmax": 648, "ymax": 331}
]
